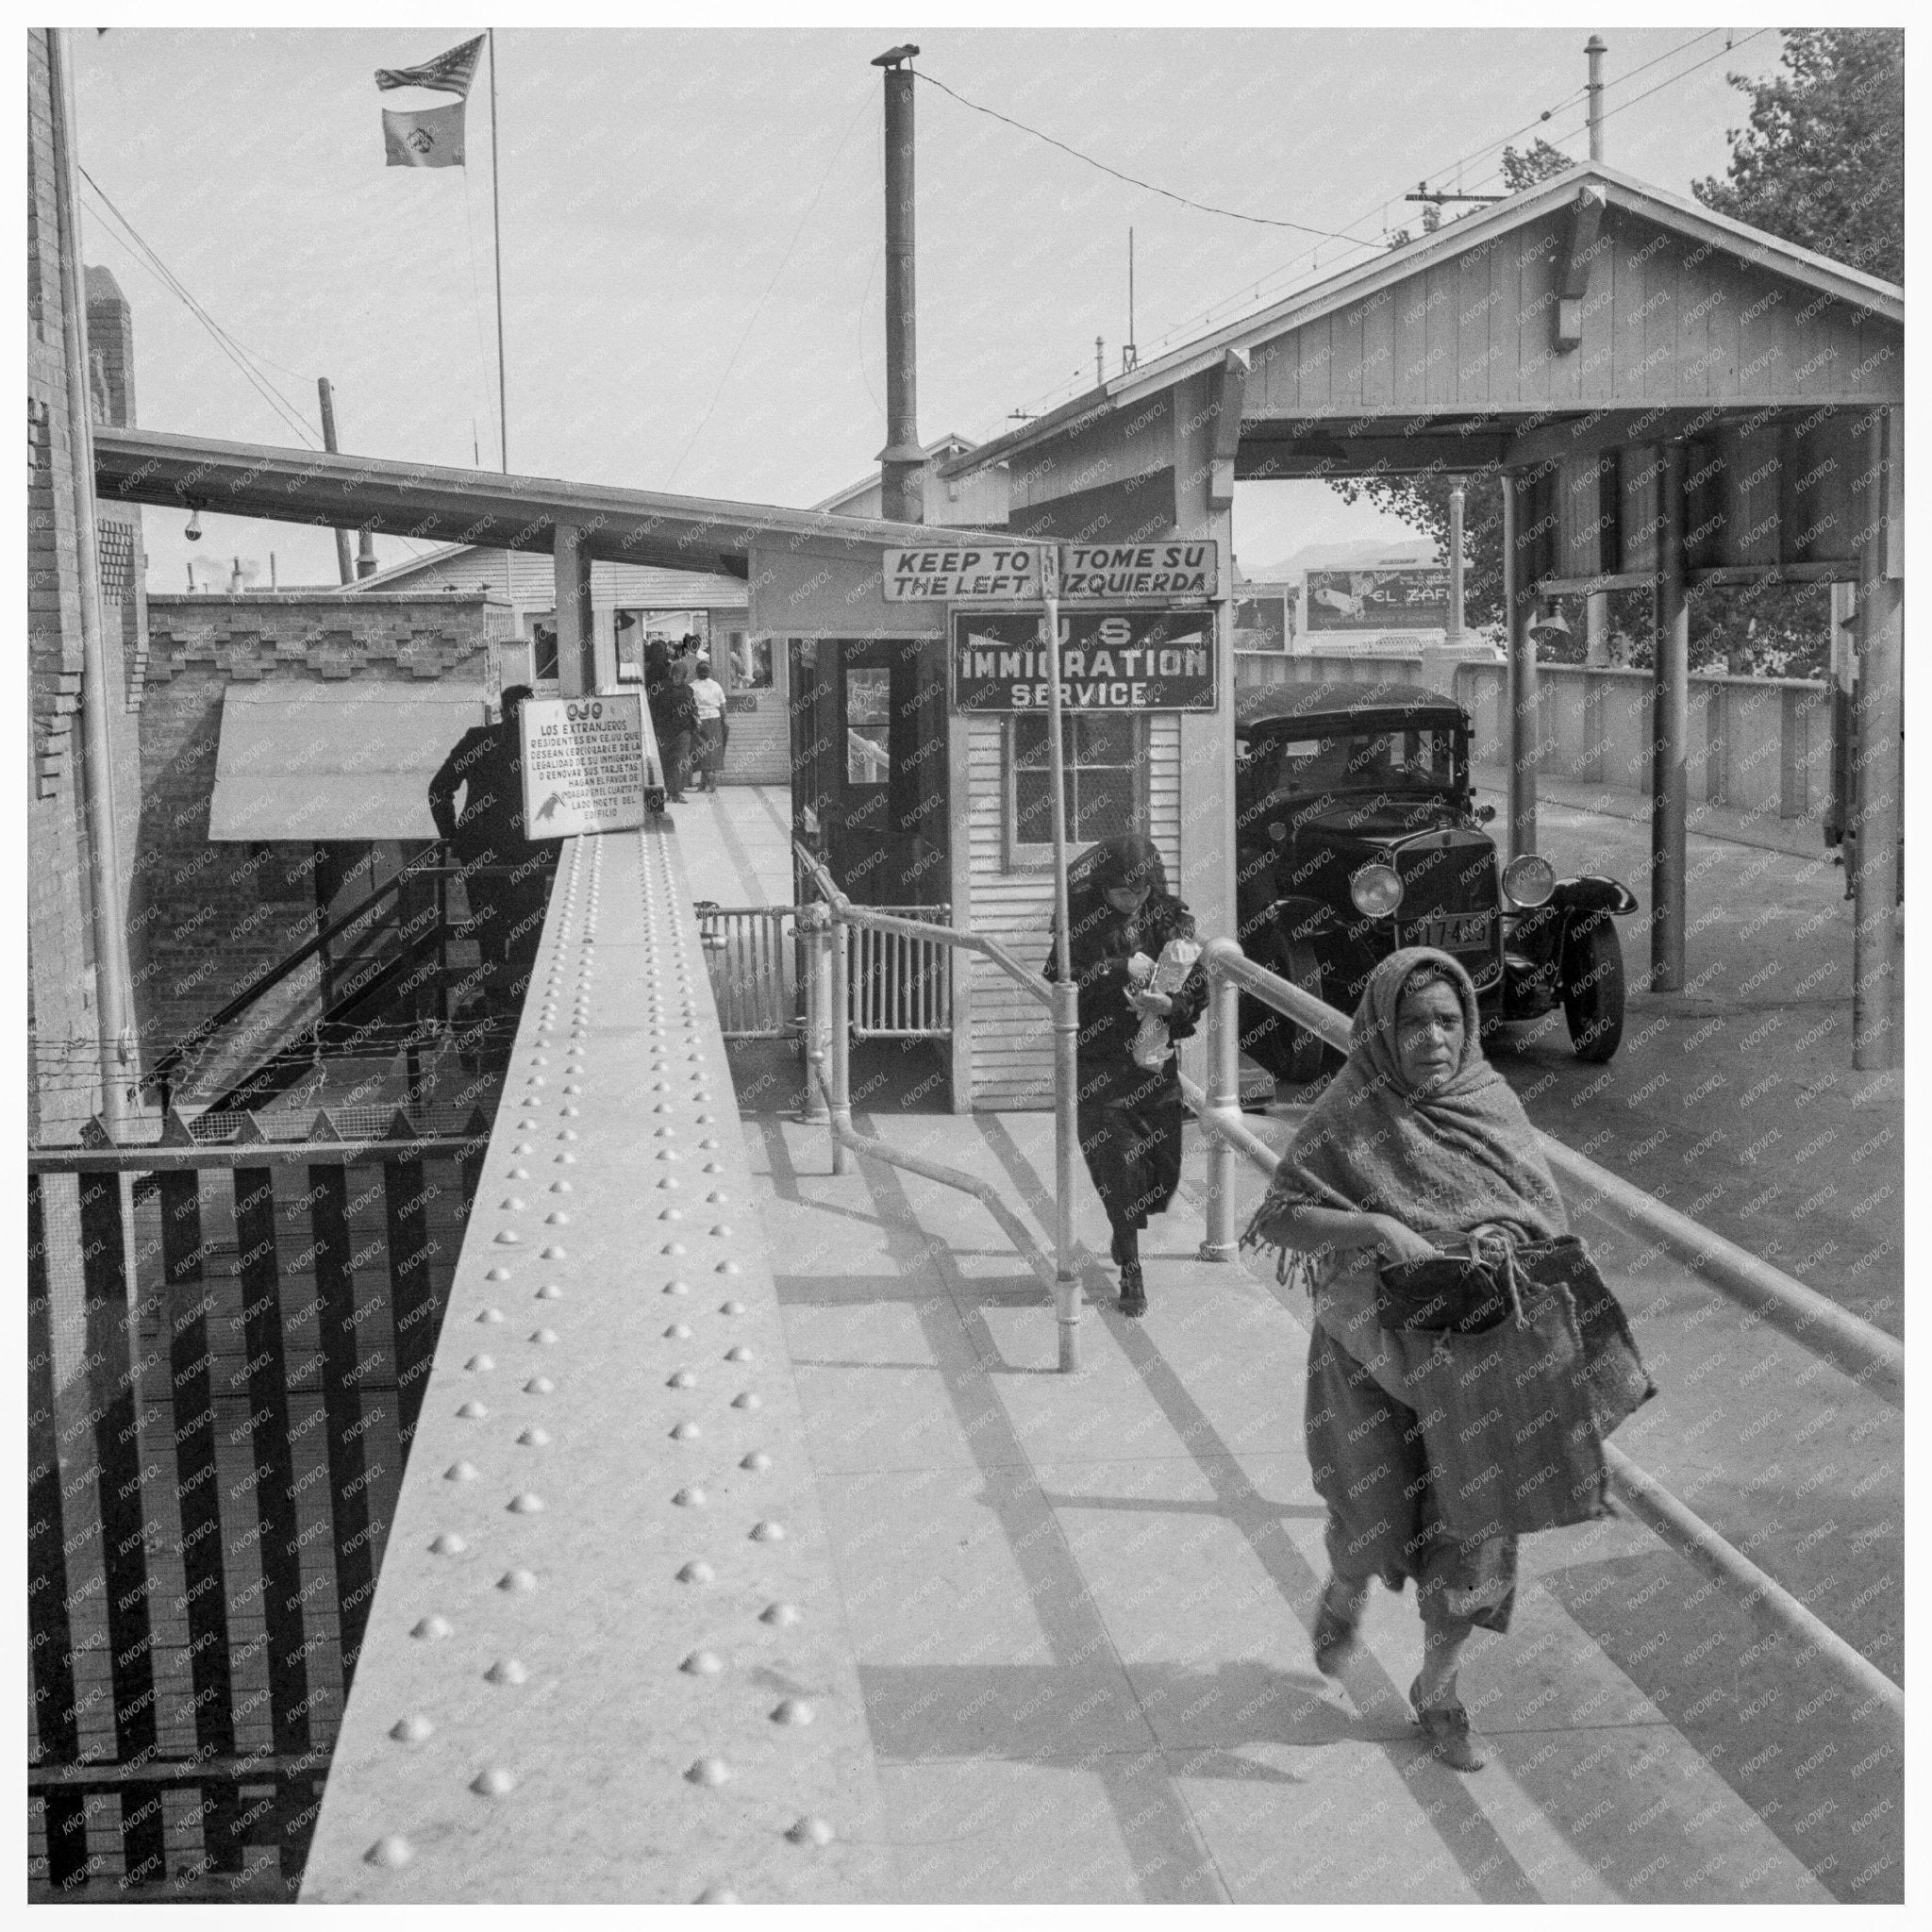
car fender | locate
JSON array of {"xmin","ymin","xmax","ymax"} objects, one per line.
[
  {"xmin": 1253, "ymin": 894, "xmax": 1346, "ymax": 952},
  {"xmin": 1550, "ymin": 874, "xmax": 1639, "ymax": 916}
]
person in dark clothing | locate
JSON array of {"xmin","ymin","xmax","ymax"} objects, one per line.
[
  {"xmin": 642, "ymin": 636, "xmax": 684, "ymax": 802},
  {"xmin": 1043, "ymin": 835, "xmax": 1208, "ymax": 1316},
  {"xmin": 427, "ymin": 684, "xmax": 558, "ymax": 1018}
]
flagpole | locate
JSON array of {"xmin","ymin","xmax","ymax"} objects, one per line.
[{"xmin": 489, "ymin": 26, "xmax": 507, "ymax": 475}]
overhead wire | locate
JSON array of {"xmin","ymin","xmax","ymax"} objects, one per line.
[
  {"xmin": 995, "ymin": 27, "xmax": 1771, "ymax": 424},
  {"xmin": 77, "ymin": 166, "xmax": 323, "ymax": 449}
]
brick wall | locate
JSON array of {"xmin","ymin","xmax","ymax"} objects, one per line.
[
  {"xmin": 26, "ymin": 29, "xmax": 145, "ymax": 1141},
  {"xmin": 131, "ymin": 594, "xmax": 513, "ymax": 1078}
]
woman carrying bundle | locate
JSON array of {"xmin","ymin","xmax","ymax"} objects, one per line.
[{"xmin": 1044, "ymin": 836, "xmax": 1206, "ymax": 1318}]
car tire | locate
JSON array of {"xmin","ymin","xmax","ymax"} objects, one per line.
[
  {"xmin": 1240, "ymin": 936, "xmax": 1330, "ymax": 1086},
  {"xmin": 1561, "ymin": 911, "xmax": 1624, "ymax": 1063}
]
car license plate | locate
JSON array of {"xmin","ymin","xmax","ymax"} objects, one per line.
[{"xmin": 1415, "ymin": 913, "xmax": 1491, "ymax": 950}]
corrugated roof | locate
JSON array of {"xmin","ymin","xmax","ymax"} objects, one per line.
[{"xmin": 209, "ymin": 682, "xmax": 491, "ymax": 841}]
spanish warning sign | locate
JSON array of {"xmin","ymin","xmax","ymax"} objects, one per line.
[{"xmin": 518, "ymin": 693, "xmax": 645, "ymax": 839}]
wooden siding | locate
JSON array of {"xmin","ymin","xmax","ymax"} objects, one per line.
[
  {"xmin": 356, "ymin": 546, "xmax": 747, "ymax": 612},
  {"xmin": 1243, "ymin": 208, "xmax": 1899, "ymax": 419},
  {"xmin": 722, "ymin": 637, "xmax": 790, "ymax": 785},
  {"xmin": 961, "ymin": 713, "xmax": 1181, "ymax": 1109}
]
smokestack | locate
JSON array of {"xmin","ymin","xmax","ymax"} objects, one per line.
[
  {"xmin": 317, "ymin": 377, "xmax": 356, "ymax": 587},
  {"xmin": 873, "ymin": 44, "xmax": 922, "ymax": 525},
  {"xmin": 357, "ymin": 529, "xmax": 378, "ymax": 579},
  {"xmin": 1585, "ymin": 34, "xmax": 1607, "ymax": 162}
]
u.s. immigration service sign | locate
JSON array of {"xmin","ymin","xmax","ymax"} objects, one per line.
[{"xmin": 951, "ymin": 608, "xmax": 1217, "ymax": 713}]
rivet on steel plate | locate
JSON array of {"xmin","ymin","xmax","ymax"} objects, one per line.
[
  {"xmin": 531, "ymin": 1328, "xmax": 558, "ymax": 1345},
  {"xmin": 525, "ymin": 1376, "xmax": 556, "ymax": 1394},
  {"xmin": 554, "ymin": 1151, "xmax": 576, "ymax": 1166},
  {"xmin": 731, "ymin": 1392, "xmax": 761, "ymax": 1410},
  {"xmin": 750, "ymin": 1521, "xmax": 786, "ymax": 1541},
  {"xmin": 707, "ymin": 1192, "xmax": 729, "ymax": 1205},
  {"xmin": 724, "ymin": 1346, "xmax": 753, "ymax": 1363},
  {"xmin": 704, "ymin": 1164, "xmax": 725, "ymax": 1175},
  {"xmin": 666, "ymin": 1323, "xmax": 693, "ymax": 1340},
  {"xmin": 711, "ymin": 1225, "xmax": 735, "ymax": 1240},
  {"xmin": 476, "ymin": 1308, "xmax": 505, "ymax": 1324},
  {"xmin": 466, "ymin": 1356, "xmax": 496, "ymax": 1373},
  {"xmin": 720, "ymin": 1301, "xmax": 746, "ymax": 1316},
  {"xmin": 668, "ymin": 1370, "xmax": 696, "ymax": 1388},
  {"xmin": 789, "ymin": 1817, "xmax": 835, "ymax": 1846},
  {"xmin": 492, "ymin": 1231, "xmax": 521, "ymax": 1246},
  {"xmin": 671, "ymin": 1422, "xmax": 701, "ymax": 1441},
  {"xmin": 365, "ymin": 1835, "xmax": 413, "ymax": 1869},
  {"xmin": 716, "ymin": 1261, "xmax": 741, "ymax": 1275},
  {"xmin": 410, "ymin": 1615, "xmax": 453, "ymax": 1641},
  {"xmin": 508, "ymin": 1492, "xmax": 544, "ymax": 1513},
  {"xmin": 485, "ymin": 1657, "xmax": 529, "ymax": 1685},
  {"xmin": 698, "ymin": 1139, "xmax": 721, "ymax": 1150},
  {"xmin": 759, "ymin": 1603, "xmax": 801, "ymax": 1626},
  {"xmin": 660, "ymin": 1209, "xmax": 685, "ymax": 1223},
  {"xmin": 658, "ymin": 1177, "xmax": 682, "ymax": 1191},
  {"xmin": 457, "ymin": 1400, "xmax": 489, "ymax": 1419},
  {"xmin": 540, "ymin": 1245, "xmax": 567, "ymax": 1259},
  {"xmin": 508, "ymin": 1167, "xmax": 530, "ymax": 1180},
  {"xmin": 500, "ymin": 1197, "xmax": 525, "ymax": 1211},
  {"xmin": 544, "ymin": 1211, "xmax": 570, "ymax": 1225},
  {"xmin": 389, "ymin": 1715, "xmax": 433, "ymax": 1743},
  {"xmin": 675, "ymin": 1560, "xmax": 715, "ymax": 1586},
  {"xmin": 663, "ymin": 1243, "xmax": 689, "ymax": 1258},
  {"xmin": 557, "ymin": 1129, "xmax": 578, "ymax": 1141},
  {"xmin": 685, "ymin": 1757, "xmax": 731, "ymax": 1787},
  {"xmin": 430, "ymin": 1532, "xmax": 467, "ymax": 1556},
  {"xmin": 536, "ymin": 1284, "xmax": 563, "ymax": 1300},
  {"xmin": 549, "ymin": 1178, "xmax": 574, "ymax": 1193},
  {"xmin": 498, "ymin": 1569, "xmax": 538, "ymax": 1592},
  {"xmin": 517, "ymin": 1426, "xmax": 551, "ymax": 1447},
  {"xmin": 471, "ymin": 1768, "xmax": 517, "ymax": 1798},
  {"xmin": 673, "ymin": 1487, "xmax": 706, "ymax": 1507},
  {"xmin": 680, "ymin": 1650, "xmax": 724, "ymax": 1675},
  {"xmin": 741, "ymin": 1451, "xmax": 772, "ymax": 1473}
]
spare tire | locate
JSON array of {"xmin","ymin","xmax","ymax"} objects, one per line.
[{"xmin": 1561, "ymin": 911, "xmax": 1625, "ymax": 1063}]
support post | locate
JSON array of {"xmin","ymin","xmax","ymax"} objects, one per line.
[
  {"xmin": 1651, "ymin": 441, "xmax": 1690, "ymax": 991},
  {"xmin": 316, "ymin": 379, "xmax": 355, "ymax": 587},
  {"xmin": 1053, "ymin": 977, "xmax": 1081, "ymax": 1374},
  {"xmin": 1503, "ymin": 472, "xmax": 1538, "ymax": 858},
  {"xmin": 1851, "ymin": 408, "xmax": 1902, "ymax": 1071},
  {"xmin": 798, "ymin": 903, "xmax": 828, "ymax": 1124},
  {"xmin": 828, "ymin": 913, "xmax": 853, "ymax": 1175},
  {"xmin": 1446, "ymin": 481, "xmax": 1465, "ymax": 643},
  {"xmin": 553, "ymin": 523, "xmax": 594, "ymax": 698},
  {"xmin": 1198, "ymin": 962, "xmax": 1240, "ymax": 1261},
  {"xmin": 1584, "ymin": 588, "xmax": 1610, "ymax": 666},
  {"xmin": 1586, "ymin": 34, "xmax": 1607, "ymax": 162}
]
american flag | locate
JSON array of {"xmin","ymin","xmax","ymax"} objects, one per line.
[{"xmin": 374, "ymin": 34, "xmax": 484, "ymax": 98}]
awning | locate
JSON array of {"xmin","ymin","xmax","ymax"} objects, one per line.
[{"xmin": 208, "ymin": 683, "xmax": 491, "ymax": 841}]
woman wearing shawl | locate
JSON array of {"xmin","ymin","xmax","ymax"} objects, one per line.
[
  {"xmin": 1044, "ymin": 836, "xmax": 1208, "ymax": 1317},
  {"xmin": 1243, "ymin": 948, "xmax": 1569, "ymax": 1772}
]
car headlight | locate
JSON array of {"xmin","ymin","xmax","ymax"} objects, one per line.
[
  {"xmin": 1350, "ymin": 861, "xmax": 1404, "ymax": 919},
  {"xmin": 1503, "ymin": 854, "xmax": 1556, "ymax": 908}
]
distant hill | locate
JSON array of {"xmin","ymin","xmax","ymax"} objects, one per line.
[{"xmin": 1239, "ymin": 536, "xmax": 1439, "ymax": 584}]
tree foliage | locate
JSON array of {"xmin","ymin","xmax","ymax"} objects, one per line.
[{"xmin": 1692, "ymin": 29, "xmax": 1904, "ymax": 285}]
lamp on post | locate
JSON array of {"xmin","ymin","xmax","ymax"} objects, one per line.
[{"xmin": 1527, "ymin": 603, "xmax": 1571, "ymax": 648}]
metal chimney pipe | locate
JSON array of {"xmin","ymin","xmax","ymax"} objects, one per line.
[
  {"xmin": 357, "ymin": 529, "xmax": 378, "ymax": 579},
  {"xmin": 1586, "ymin": 34, "xmax": 1607, "ymax": 161},
  {"xmin": 317, "ymin": 377, "xmax": 356, "ymax": 586},
  {"xmin": 873, "ymin": 44, "xmax": 922, "ymax": 524}
]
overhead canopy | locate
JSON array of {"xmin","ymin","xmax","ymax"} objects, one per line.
[{"xmin": 209, "ymin": 683, "xmax": 490, "ymax": 842}]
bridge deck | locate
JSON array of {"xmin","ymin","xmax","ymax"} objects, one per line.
[{"xmin": 299, "ymin": 799, "xmax": 1901, "ymax": 1905}]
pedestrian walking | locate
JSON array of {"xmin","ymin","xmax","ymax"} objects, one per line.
[
  {"xmin": 643, "ymin": 634, "xmax": 683, "ymax": 802},
  {"xmin": 1043, "ymin": 835, "xmax": 1206, "ymax": 1317},
  {"xmin": 1241, "ymin": 948, "xmax": 1574, "ymax": 1772},
  {"xmin": 689, "ymin": 655, "xmax": 726, "ymax": 791}
]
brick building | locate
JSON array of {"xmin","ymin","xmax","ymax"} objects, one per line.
[{"xmin": 26, "ymin": 26, "xmax": 145, "ymax": 1141}]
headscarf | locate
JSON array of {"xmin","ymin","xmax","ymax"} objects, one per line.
[
  {"xmin": 1070, "ymin": 834, "xmax": 1168, "ymax": 900},
  {"xmin": 1242, "ymin": 947, "xmax": 1566, "ymax": 1286}
]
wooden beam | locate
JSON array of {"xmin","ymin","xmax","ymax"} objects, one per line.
[
  {"xmin": 1554, "ymin": 185, "xmax": 1609, "ymax": 352},
  {"xmin": 1208, "ymin": 348, "xmax": 1248, "ymax": 510},
  {"xmin": 1237, "ymin": 435, "xmax": 1510, "ymax": 480}
]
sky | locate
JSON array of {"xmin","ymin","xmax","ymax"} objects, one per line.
[{"xmin": 66, "ymin": 22, "xmax": 1790, "ymax": 592}]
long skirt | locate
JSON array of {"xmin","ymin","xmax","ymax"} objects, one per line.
[
  {"xmin": 1306, "ymin": 1322, "xmax": 1518, "ymax": 1635},
  {"xmin": 1074, "ymin": 1059, "xmax": 1186, "ymax": 1235},
  {"xmin": 695, "ymin": 717, "xmax": 725, "ymax": 780}
]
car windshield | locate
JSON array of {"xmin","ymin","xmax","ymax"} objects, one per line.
[{"xmin": 1240, "ymin": 724, "xmax": 1462, "ymax": 800}]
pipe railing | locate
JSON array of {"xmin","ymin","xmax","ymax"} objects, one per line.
[
  {"xmin": 795, "ymin": 842, "xmax": 1085, "ymax": 1370},
  {"xmin": 1184, "ymin": 934, "xmax": 1904, "ymax": 1720}
]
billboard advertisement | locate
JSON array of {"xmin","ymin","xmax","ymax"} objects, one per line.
[{"xmin": 1305, "ymin": 565, "xmax": 1451, "ymax": 632}]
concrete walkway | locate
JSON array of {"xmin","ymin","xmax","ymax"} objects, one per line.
[{"xmin": 748, "ymin": 1107, "xmax": 1900, "ymax": 1904}]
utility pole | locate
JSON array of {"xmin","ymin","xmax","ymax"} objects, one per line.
[
  {"xmin": 317, "ymin": 377, "xmax": 355, "ymax": 586},
  {"xmin": 873, "ymin": 44, "xmax": 922, "ymax": 525},
  {"xmin": 1123, "ymin": 229, "xmax": 1137, "ymax": 373},
  {"xmin": 1446, "ymin": 480, "xmax": 1465, "ymax": 642},
  {"xmin": 1586, "ymin": 34, "xmax": 1607, "ymax": 161},
  {"xmin": 1094, "ymin": 337, "xmax": 1105, "ymax": 389},
  {"xmin": 49, "ymin": 26, "xmax": 136, "ymax": 1135}
]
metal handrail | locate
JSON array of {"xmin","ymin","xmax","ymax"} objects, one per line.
[
  {"xmin": 1187, "ymin": 935, "xmax": 1904, "ymax": 1717},
  {"xmin": 793, "ymin": 840, "xmax": 1050, "ymax": 1007},
  {"xmin": 794, "ymin": 841, "xmax": 1084, "ymax": 1369},
  {"xmin": 1191, "ymin": 938, "xmax": 1904, "ymax": 1400}
]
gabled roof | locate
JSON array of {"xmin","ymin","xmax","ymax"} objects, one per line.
[
  {"xmin": 941, "ymin": 161, "xmax": 1905, "ymax": 477},
  {"xmin": 811, "ymin": 432, "xmax": 980, "ymax": 514}
]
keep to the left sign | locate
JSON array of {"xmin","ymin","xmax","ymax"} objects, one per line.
[
  {"xmin": 519, "ymin": 693, "xmax": 645, "ymax": 838},
  {"xmin": 883, "ymin": 543, "xmax": 1041, "ymax": 602}
]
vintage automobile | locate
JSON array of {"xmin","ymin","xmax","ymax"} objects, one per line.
[{"xmin": 1233, "ymin": 682, "xmax": 1638, "ymax": 1081}]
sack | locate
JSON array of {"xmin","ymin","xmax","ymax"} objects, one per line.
[
  {"xmin": 1377, "ymin": 1231, "xmax": 1515, "ymax": 1334},
  {"xmin": 1519, "ymin": 1236, "xmax": 1656, "ymax": 1440},
  {"xmin": 1401, "ymin": 1257, "xmax": 1610, "ymax": 1541}
]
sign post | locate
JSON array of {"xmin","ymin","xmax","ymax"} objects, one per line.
[{"xmin": 518, "ymin": 692, "xmax": 646, "ymax": 839}]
